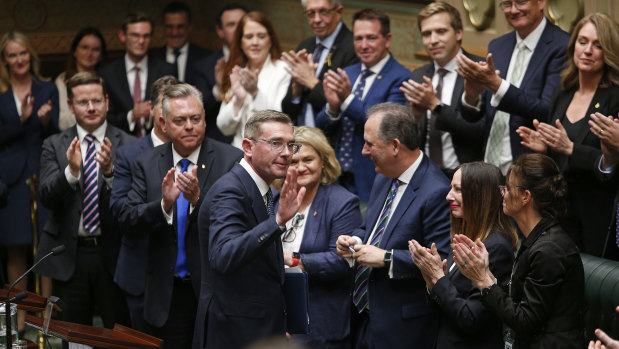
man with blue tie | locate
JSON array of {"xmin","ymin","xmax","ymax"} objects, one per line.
[
  {"xmin": 281, "ymin": 0, "xmax": 358, "ymax": 127},
  {"xmin": 456, "ymin": 0, "xmax": 569, "ymax": 173},
  {"xmin": 118, "ymin": 83, "xmax": 242, "ymax": 348},
  {"xmin": 336, "ymin": 102, "xmax": 451, "ymax": 349},
  {"xmin": 35, "ymin": 72, "xmax": 134, "ymax": 327},
  {"xmin": 316, "ymin": 8, "xmax": 410, "ymax": 205},
  {"xmin": 110, "ymin": 75, "xmax": 177, "ymax": 333}
]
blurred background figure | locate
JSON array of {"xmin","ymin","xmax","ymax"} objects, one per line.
[
  {"xmin": 0, "ymin": 30, "xmax": 59, "ymax": 331},
  {"xmin": 517, "ymin": 13, "xmax": 619, "ymax": 259},
  {"xmin": 409, "ymin": 161, "xmax": 517, "ymax": 348},
  {"xmin": 55, "ymin": 27, "xmax": 106, "ymax": 130},
  {"xmin": 275, "ymin": 126, "xmax": 362, "ymax": 349},
  {"xmin": 454, "ymin": 153, "xmax": 584, "ymax": 348},
  {"xmin": 216, "ymin": 11, "xmax": 291, "ymax": 149}
]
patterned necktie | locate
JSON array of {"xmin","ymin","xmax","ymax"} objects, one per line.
[
  {"xmin": 353, "ymin": 178, "xmax": 400, "ymax": 313},
  {"xmin": 429, "ymin": 68, "xmax": 448, "ymax": 168},
  {"xmin": 133, "ymin": 65, "xmax": 143, "ymax": 138},
  {"xmin": 172, "ymin": 49, "xmax": 181, "ymax": 80},
  {"xmin": 266, "ymin": 188, "xmax": 275, "ymax": 217},
  {"xmin": 174, "ymin": 159, "xmax": 190, "ymax": 278},
  {"xmin": 338, "ymin": 69, "xmax": 374, "ymax": 171},
  {"xmin": 82, "ymin": 134, "xmax": 100, "ymax": 234},
  {"xmin": 486, "ymin": 41, "xmax": 528, "ymax": 166},
  {"xmin": 313, "ymin": 43, "xmax": 325, "ymax": 64}
]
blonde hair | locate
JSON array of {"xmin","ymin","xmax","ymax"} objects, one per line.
[{"xmin": 0, "ymin": 31, "xmax": 46, "ymax": 93}]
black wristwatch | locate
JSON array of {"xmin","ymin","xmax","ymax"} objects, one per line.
[
  {"xmin": 292, "ymin": 252, "xmax": 301, "ymax": 259},
  {"xmin": 481, "ymin": 283, "xmax": 497, "ymax": 297},
  {"xmin": 383, "ymin": 250, "xmax": 393, "ymax": 267},
  {"xmin": 432, "ymin": 102, "xmax": 445, "ymax": 114}
]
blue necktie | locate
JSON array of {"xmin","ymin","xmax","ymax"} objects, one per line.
[
  {"xmin": 266, "ymin": 188, "xmax": 275, "ymax": 217},
  {"xmin": 338, "ymin": 69, "xmax": 374, "ymax": 171},
  {"xmin": 175, "ymin": 159, "xmax": 190, "ymax": 278},
  {"xmin": 353, "ymin": 178, "xmax": 400, "ymax": 313},
  {"xmin": 82, "ymin": 134, "xmax": 99, "ymax": 234}
]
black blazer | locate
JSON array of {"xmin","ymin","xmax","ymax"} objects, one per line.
[
  {"xmin": 118, "ymin": 138, "xmax": 242, "ymax": 327},
  {"xmin": 547, "ymin": 85, "xmax": 619, "ymax": 257},
  {"xmin": 281, "ymin": 23, "xmax": 358, "ymax": 124},
  {"xmin": 410, "ymin": 51, "xmax": 485, "ymax": 165},
  {"xmin": 430, "ymin": 232, "xmax": 514, "ymax": 349},
  {"xmin": 150, "ymin": 43, "xmax": 210, "ymax": 83},
  {"xmin": 481, "ymin": 219, "xmax": 584, "ymax": 349},
  {"xmin": 99, "ymin": 55, "xmax": 175, "ymax": 136},
  {"xmin": 35, "ymin": 124, "xmax": 135, "ymax": 281}
]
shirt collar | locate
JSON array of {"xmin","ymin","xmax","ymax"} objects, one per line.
[
  {"xmin": 124, "ymin": 54, "xmax": 148, "ymax": 74},
  {"xmin": 517, "ymin": 17, "xmax": 546, "ymax": 52},
  {"xmin": 315, "ymin": 21, "xmax": 343, "ymax": 49},
  {"xmin": 167, "ymin": 42, "xmax": 189, "ymax": 55},
  {"xmin": 76, "ymin": 121, "xmax": 107, "ymax": 143},
  {"xmin": 240, "ymin": 158, "xmax": 270, "ymax": 197},
  {"xmin": 150, "ymin": 131, "xmax": 166, "ymax": 147},
  {"xmin": 362, "ymin": 53, "xmax": 391, "ymax": 75},
  {"xmin": 172, "ymin": 143, "xmax": 200, "ymax": 168},
  {"xmin": 433, "ymin": 48, "xmax": 462, "ymax": 73},
  {"xmin": 397, "ymin": 151, "xmax": 424, "ymax": 185}
]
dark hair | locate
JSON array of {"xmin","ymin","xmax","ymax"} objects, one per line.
[
  {"xmin": 507, "ymin": 153, "xmax": 567, "ymax": 219},
  {"xmin": 353, "ymin": 8, "xmax": 390, "ymax": 36},
  {"xmin": 64, "ymin": 27, "xmax": 107, "ymax": 82},
  {"xmin": 221, "ymin": 11, "xmax": 282, "ymax": 99},
  {"xmin": 244, "ymin": 110, "xmax": 292, "ymax": 140},
  {"xmin": 149, "ymin": 75, "xmax": 179, "ymax": 105},
  {"xmin": 163, "ymin": 1, "xmax": 192, "ymax": 22},
  {"xmin": 66, "ymin": 71, "xmax": 107, "ymax": 101},
  {"xmin": 217, "ymin": 3, "xmax": 249, "ymax": 27},
  {"xmin": 367, "ymin": 102, "xmax": 419, "ymax": 150},
  {"xmin": 122, "ymin": 12, "xmax": 154, "ymax": 33},
  {"xmin": 417, "ymin": 1, "xmax": 463, "ymax": 43},
  {"xmin": 452, "ymin": 162, "xmax": 518, "ymax": 250}
]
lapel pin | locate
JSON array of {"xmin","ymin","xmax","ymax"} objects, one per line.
[
  {"xmin": 377, "ymin": 75, "xmax": 382, "ymax": 79},
  {"xmin": 595, "ymin": 102, "xmax": 600, "ymax": 109},
  {"xmin": 201, "ymin": 164, "xmax": 206, "ymax": 169},
  {"xmin": 313, "ymin": 210, "xmax": 317, "ymax": 216}
]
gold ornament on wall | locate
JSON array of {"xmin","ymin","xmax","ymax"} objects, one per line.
[
  {"xmin": 547, "ymin": 0, "xmax": 584, "ymax": 32},
  {"xmin": 462, "ymin": 0, "xmax": 494, "ymax": 31}
]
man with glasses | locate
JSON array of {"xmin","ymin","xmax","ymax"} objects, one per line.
[
  {"xmin": 119, "ymin": 83, "xmax": 242, "ymax": 348},
  {"xmin": 101, "ymin": 12, "xmax": 175, "ymax": 137},
  {"xmin": 281, "ymin": 0, "xmax": 358, "ymax": 128},
  {"xmin": 195, "ymin": 110, "xmax": 304, "ymax": 349},
  {"xmin": 457, "ymin": 0, "xmax": 569, "ymax": 173},
  {"xmin": 36, "ymin": 72, "xmax": 134, "ymax": 328}
]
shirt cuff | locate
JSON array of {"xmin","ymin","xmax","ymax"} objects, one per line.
[
  {"xmin": 213, "ymin": 85, "xmax": 222, "ymax": 102},
  {"xmin": 340, "ymin": 94, "xmax": 354, "ymax": 112},
  {"xmin": 346, "ymin": 236, "xmax": 364, "ymax": 267},
  {"xmin": 291, "ymin": 96, "xmax": 301, "ymax": 104},
  {"xmin": 387, "ymin": 249, "xmax": 394, "ymax": 279},
  {"xmin": 127, "ymin": 111, "xmax": 135, "ymax": 132},
  {"xmin": 162, "ymin": 199, "xmax": 173, "ymax": 225},
  {"xmin": 599, "ymin": 156, "xmax": 616, "ymax": 174},
  {"xmin": 461, "ymin": 93, "xmax": 481, "ymax": 112},
  {"xmin": 490, "ymin": 79, "xmax": 510, "ymax": 107},
  {"xmin": 65, "ymin": 165, "xmax": 79, "ymax": 186},
  {"xmin": 325, "ymin": 104, "xmax": 341, "ymax": 120}
]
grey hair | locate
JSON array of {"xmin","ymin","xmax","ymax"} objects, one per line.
[
  {"xmin": 301, "ymin": 0, "xmax": 341, "ymax": 8},
  {"xmin": 161, "ymin": 83, "xmax": 204, "ymax": 119},
  {"xmin": 367, "ymin": 102, "xmax": 419, "ymax": 150},
  {"xmin": 244, "ymin": 110, "xmax": 292, "ymax": 140}
]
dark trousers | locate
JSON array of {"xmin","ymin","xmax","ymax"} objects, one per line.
[
  {"xmin": 54, "ymin": 245, "xmax": 129, "ymax": 328},
  {"xmin": 351, "ymin": 309, "xmax": 370, "ymax": 349},
  {"xmin": 126, "ymin": 292, "xmax": 154, "ymax": 335},
  {"xmin": 152, "ymin": 277, "xmax": 197, "ymax": 349}
]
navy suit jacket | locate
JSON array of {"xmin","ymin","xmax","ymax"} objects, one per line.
[
  {"xmin": 430, "ymin": 232, "xmax": 514, "ymax": 349},
  {"xmin": 196, "ymin": 163, "xmax": 287, "ymax": 349},
  {"xmin": 316, "ymin": 56, "xmax": 410, "ymax": 201},
  {"xmin": 99, "ymin": 55, "xmax": 175, "ymax": 136},
  {"xmin": 119, "ymin": 139, "xmax": 242, "ymax": 327},
  {"xmin": 36, "ymin": 124, "xmax": 134, "ymax": 280},
  {"xmin": 110, "ymin": 134, "xmax": 153, "ymax": 296},
  {"xmin": 410, "ymin": 51, "xmax": 485, "ymax": 165},
  {"xmin": 197, "ymin": 49, "xmax": 234, "ymax": 143},
  {"xmin": 351, "ymin": 155, "xmax": 451, "ymax": 349},
  {"xmin": 150, "ymin": 43, "xmax": 210, "ymax": 83},
  {"xmin": 463, "ymin": 19, "xmax": 569, "ymax": 159}
]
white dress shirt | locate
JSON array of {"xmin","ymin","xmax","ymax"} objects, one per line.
[{"xmin": 162, "ymin": 145, "xmax": 201, "ymax": 224}]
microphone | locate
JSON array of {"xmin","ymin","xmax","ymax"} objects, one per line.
[{"xmin": 6, "ymin": 244, "xmax": 65, "ymax": 297}]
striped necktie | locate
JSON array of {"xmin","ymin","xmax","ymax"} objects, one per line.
[{"xmin": 82, "ymin": 134, "xmax": 100, "ymax": 234}]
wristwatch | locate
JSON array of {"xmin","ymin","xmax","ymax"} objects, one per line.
[
  {"xmin": 481, "ymin": 283, "xmax": 497, "ymax": 297},
  {"xmin": 383, "ymin": 250, "xmax": 393, "ymax": 267},
  {"xmin": 291, "ymin": 252, "xmax": 301, "ymax": 267}
]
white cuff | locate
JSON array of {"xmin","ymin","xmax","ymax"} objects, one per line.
[{"xmin": 490, "ymin": 79, "xmax": 510, "ymax": 107}]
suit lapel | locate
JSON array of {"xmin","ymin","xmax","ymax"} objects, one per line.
[
  {"xmin": 365, "ymin": 56, "xmax": 394, "ymax": 99},
  {"xmin": 299, "ymin": 185, "xmax": 325, "ymax": 252},
  {"xmin": 117, "ymin": 59, "xmax": 134, "ymax": 108},
  {"xmin": 1, "ymin": 88, "xmax": 19, "ymax": 125},
  {"xmin": 364, "ymin": 177, "xmax": 391, "ymax": 243},
  {"xmin": 494, "ymin": 33, "xmax": 516, "ymax": 81},
  {"xmin": 521, "ymin": 22, "xmax": 554, "ymax": 88}
]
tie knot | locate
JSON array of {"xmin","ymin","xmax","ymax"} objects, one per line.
[
  {"xmin": 391, "ymin": 178, "xmax": 400, "ymax": 191},
  {"xmin": 437, "ymin": 68, "xmax": 448, "ymax": 78},
  {"xmin": 85, "ymin": 133, "xmax": 96, "ymax": 144},
  {"xmin": 134, "ymin": 65, "xmax": 140, "ymax": 72},
  {"xmin": 174, "ymin": 49, "xmax": 181, "ymax": 57},
  {"xmin": 517, "ymin": 41, "xmax": 527, "ymax": 52},
  {"xmin": 361, "ymin": 69, "xmax": 374, "ymax": 79},
  {"xmin": 179, "ymin": 158, "xmax": 190, "ymax": 172}
]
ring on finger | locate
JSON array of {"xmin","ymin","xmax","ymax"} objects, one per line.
[{"xmin": 463, "ymin": 262, "xmax": 467, "ymax": 268}]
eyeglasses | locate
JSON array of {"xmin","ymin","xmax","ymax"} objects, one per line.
[
  {"xmin": 498, "ymin": 0, "xmax": 530, "ymax": 11},
  {"xmin": 282, "ymin": 213, "xmax": 305, "ymax": 243},
  {"xmin": 73, "ymin": 98, "xmax": 104, "ymax": 107},
  {"xmin": 499, "ymin": 185, "xmax": 527, "ymax": 196},
  {"xmin": 253, "ymin": 138, "xmax": 301, "ymax": 154},
  {"xmin": 303, "ymin": 6, "xmax": 337, "ymax": 19}
]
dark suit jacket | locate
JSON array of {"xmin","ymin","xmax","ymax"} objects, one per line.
[
  {"xmin": 316, "ymin": 56, "xmax": 411, "ymax": 202},
  {"xmin": 35, "ymin": 124, "xmax": 134, "ymax": 280},
  {"xmin": 196, "ymin": 164, "xmax": 287, "ymax": 349},
  {"xmin": 281, "ymin": 23, "xmax": 358, "ymax": 124},
  {"xmin": 430, "ymin": 232, "xmax": 514, "ymax": 349},
  {"xmin": 463, "ymin": 19, "xmax": 570, "ymax": 159},
  {"xmin": 481, "ymin": 219, "xmax": 584, "ymax": 349},
  {"xmin": 0, "ymin": 178, "xmax": 8, "ymax": 208},
  {"xmin": 99, "ymin": 55, "xmax": 175, "ymax": 136},
  {"xmin": 110, "ymin": 134, "xmax": 154, "ymax": 296},
  {"xmin": 351, "ymin": 155, "xmax": 451, "ymax": 349},
  {"xmin": 410, "ymin": 51, "xmax": 485, "ymax": 165},
  {"xmin": 196, "ymin": 49, "xmax": 233, "ymax": 143},
  {"xmin": 119, "ymin": 138, "xmax": 242, "ymax": 327},
  {"xmin": 548, "ymin": 85, "xmax": 619, "ymax": 258},
  {"xmin": 150, "ymin": 43, "xmax": 210, "ymax": 83}
]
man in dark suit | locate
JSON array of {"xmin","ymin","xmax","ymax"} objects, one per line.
[
  {"xmin": 336, "ymin": 102, "xmax": 451, "ymax": 349},
  {"xmin": 201, "ymin": 3, "xmax": 247, "ymax": 142},
  {"xmin": 110, "ymin": 75, "xmax": 177, "ymax": 333},
  {"xmin": 316, "ymin": 9, "xmax": 410, "ymax": 203},
  {"xmin": 118, "ymin": 83, "xmax": 242, "ymax": 348},
  {"xmin": 457, "ymin": 0, "xmax": 569, "ymax": 173},
  {"xmin": 195, "ymin": 110, "xmax": 305, "ymax": 349},
  {"xmin": 280, "ymin": 0, "xmax": 358, "ymax": 127},
  {"xmin": 35, "ymin": 72, "xmax": 134, "ymax": 327},
  {"xmin": 401, "ymin": 2, "xmax": 484, "ymax": 178},
  {"xmin": 100, "ymin": 12, "xmax": 175, "ymax": 137}
]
